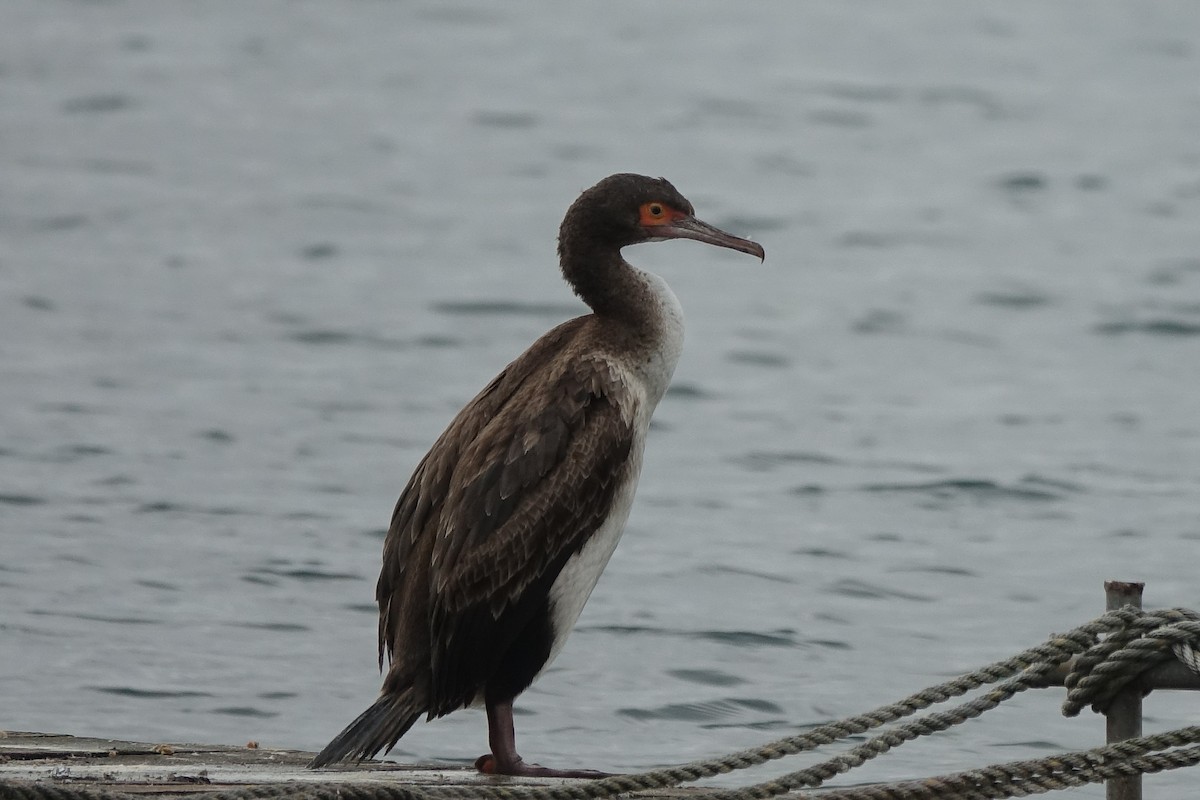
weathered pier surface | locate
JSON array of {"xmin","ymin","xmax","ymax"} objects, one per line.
[
  {"xmin": 5, "ymin": 583, "xmax": 1197, "ymax": 800},
  {"xmin": 0, "ymin": 731, "xmax": 684, "ymax": 797}
]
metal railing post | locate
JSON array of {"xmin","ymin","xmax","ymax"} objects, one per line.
[{"xmin": 1104, "ymin": 580, "xmax": 1145, "ymax": 800}]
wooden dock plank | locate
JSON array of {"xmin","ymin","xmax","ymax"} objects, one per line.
[{"xmin": 0, "ymin": 731, "xmax": 626, "ymax": 796}]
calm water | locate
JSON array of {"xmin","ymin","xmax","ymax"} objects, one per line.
[{"xmin": 3, "ymin": 2, "xmax": 1199, "ymax": 796}]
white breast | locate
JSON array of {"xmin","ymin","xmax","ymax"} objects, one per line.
[
  {"xmin": 544, "ymin": 448, "xmax": 643, "ymax": 665},
  {"xmin": 631, "ymin": 267, "xmax": 685, "ymax": 411},
  {"xmin": 543, "ymin": 266, "xmax": 684, "ymax": 667}
]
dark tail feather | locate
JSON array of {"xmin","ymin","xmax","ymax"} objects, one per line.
[{"xmin": 309, "ymin": 693, "xmax": 423, "ymax": 769}]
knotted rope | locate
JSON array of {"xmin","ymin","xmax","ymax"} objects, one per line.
[
  {"xmin": 3, "ymin": 606, "xmax": 1199, "ymax": 800},
  {"xmin": 1062, "ymin": 608, "xmax": 1200, "ymax": 716}
]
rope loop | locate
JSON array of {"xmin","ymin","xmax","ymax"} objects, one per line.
[{"xmin": 1061, "ymin": 607, "xmax": 1200, "ymax": 716}]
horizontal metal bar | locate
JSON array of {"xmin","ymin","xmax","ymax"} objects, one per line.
[{"xmin": 1033, "ymin": 658, "xmax": 1200, "ymax": 691}]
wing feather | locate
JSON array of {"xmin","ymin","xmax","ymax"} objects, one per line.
[
  {"xmin": 425, "ymin": 357, "xmax": 635, "ymax": 713},
  {"xmin": 371, "ymin": 318, "xmax": 640, "ymax": 718}
]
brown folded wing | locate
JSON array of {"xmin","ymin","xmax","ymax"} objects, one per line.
[{"xmin": 374, "ymin": 319, "xmax": 637, "ymax": 716}]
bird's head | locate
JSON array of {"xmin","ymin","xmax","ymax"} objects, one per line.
[{"xmin": 559, "ymin": 173, "xmax": 765, "ymax": 262}]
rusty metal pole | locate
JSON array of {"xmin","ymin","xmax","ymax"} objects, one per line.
[{"xmin": 1104, "ymin": 580, "xmax": 1144, "ymax": 800}]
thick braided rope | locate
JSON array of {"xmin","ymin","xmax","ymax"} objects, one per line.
[
  {"xmin": 1176, "ymin": 640, "xmax": 1200, "ymax": 675},
  {"xmin": 414, "ymin": 606, "xmax": 1167, "ymax": 800},
  {"xmin": 812, "ymin": 728, "xmax": 1200, "ymax": 800},
  {"xmin": 2, "ymin": 607, "xmax": 1196, "ymax": 800},
  {"xmin": 1061, "ymin": 608, "xmax": 1190, "ymax": 700},
  {"xmin": 1061, "ymin": 609, "xmax": 1200, "ymax": 716},
  {"xmin": 19, "ymin": 609, "xmax": 1129, "ymax": 800}
]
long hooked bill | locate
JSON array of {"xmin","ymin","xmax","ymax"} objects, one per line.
[{"xmin": 656, "ymin": 216, "xmax": 765, "ymax": 261}]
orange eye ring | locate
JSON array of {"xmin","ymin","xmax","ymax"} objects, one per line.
[{"xmin": 639, "ymin": 201, "xmax": 679, "ymax": 227}]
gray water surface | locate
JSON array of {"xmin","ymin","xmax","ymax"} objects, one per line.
[{"xmin": 3, "ymin": 3, "xmax": 1200, "ymax": 796}]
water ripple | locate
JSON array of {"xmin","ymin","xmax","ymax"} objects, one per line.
[
  {"xmin": 825, "ymin": 578, "xmax": 935, "ymax": 602},
  {"xmin": 698, "ymin": 565, "xmax": 794, "ymax": 584},
  {"xmin": 691, "ymin": 629, "xmax": 798, "ymax": 647},
  {"xmin": 583, "ymin": 625, "xmax": 799, "ymax": 648},
  {"xmin": 0, "ymin": 493, "xmax": 46, "ymax": 506},
  {"xmin": 61, "ymin": 94, "xmax": 136, "ymax": 114},
  {"xmin": 299, "ymin": 243, "xmax": 338, "ymax": 260},
  {"xmin": 666, "ymin": 668, "xmax": 746, "ymax": 688},
  {"xmin": 432, "ymin": 300, "xmax": 581, "ymax": 318},
  {"xmin": 974, "ymin": 288, "xmax": 1054, "ymax": 309},
  {"xmin": 230, "ymin": 621, "xmax": 311, "ymax": 632},
  {"xmin": 738, "ymin": 450, "xmax": 841, "ymax": 471},
  {"xmin": 23, "ymin": 295, "xmax": 56, "ymax": 311},
  {"xmin": 618, "ymin": 697, "xmax": 784, "ymax": 723},
  {"xmin": 891, "ymin": 564, "xmax": 979, "ymax": 577},
  {"xmin": 1094, "ymin": 318, "xmax": 1200, "ymax": 336},
  {"xmin": 858, "ymin": 477, "xmax": 1073, "ymax": 502},
  {"xmin": 211, "ymin": 706, "xmax": 278, "ymax": 718},
  {"xmin": 792, "ymin": 546, "xmax": 852, "ymax": 560},
  {"xmin": 244, "ymin": 561, "xmax": 361, "ymax": 583},
  {"xmin": 89, "ymin": 686, "xmax": 212, "ymax": 699},
  {"xmin": 665, "ymin": 382, "xmax": 712, "ymax": 400},
  {"xmin": 285, "ymin": 329, "xmax": 407, "ymax": 349},
  {"xmin": 30, "ymin": 609, "xmax": 160, "ymax": 626},
  {"xmin": 472, "ymin": 110, "xmax": 539, "ymax": 129},
  {"xmin": 136, "ymin": 501, "xmax": 248, "ymax": 516}
]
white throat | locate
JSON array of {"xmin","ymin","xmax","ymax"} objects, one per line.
[{"xmin": 629, "ymin": 266, "xmax": 685, "ymax": 413}]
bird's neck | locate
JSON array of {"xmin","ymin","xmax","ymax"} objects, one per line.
[
  {"xmin": 561, "ymin": 249, "xmax": 663, "ymax": 330},
  {"xmin": 561, "ymin": 248, "xmax": 685, "ymax": 409}
]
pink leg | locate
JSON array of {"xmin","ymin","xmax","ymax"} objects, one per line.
[{"xmin": 474, "ymin": 698, "xmax": 610, "ymax": 778}]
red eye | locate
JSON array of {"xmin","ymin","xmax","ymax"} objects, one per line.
[{"xmin": 639, "ymin": 202, "xmax": 674, "ymax": 226}]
